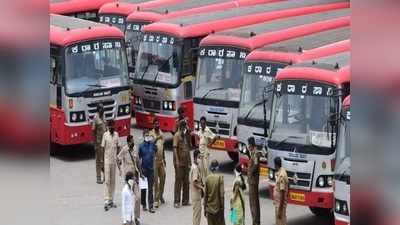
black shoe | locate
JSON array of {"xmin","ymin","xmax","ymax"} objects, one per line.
[
  {"xmin": 104, "ymin": 204, "xmax": 109, "ymax": 211},
  {"xmin": 96, "ymin": 179, "xmax": 102, "ymax": 184},
  {"xmin": 160, "ymin": 198, "xmax": 165, "ymax": 204},
  {"xmin": 135, "ymin": 219, "xmax": 141, "ymax": 225},
  {"xmin": 182, "ymin": 202, "xmax": 191, "ymax": 206},
  {"xmin": 149, "ymin": 208, "xmax": 155, "ymax": 213},
  {"xmin": 174, "ymin": 203, "xmax": 180, "ymax": 208},
  {"xmin": 143, "ymin": 206, "xmax": 148, "ymax": 211},
  {"xmin": 108, "ymin": 202, "xmax": 117, "ymax": 208}
]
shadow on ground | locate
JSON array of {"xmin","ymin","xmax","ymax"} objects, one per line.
[{"xmin": 51, "ymin": 143, "xmax": 94, "ymax": 161}]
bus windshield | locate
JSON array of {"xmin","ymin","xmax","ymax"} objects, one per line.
[
  {"xmin": 269, "ymin": 85, "xmax": 339, "ymax": 155},
  {"xmin": 195, "ymin": 57, "xmax": 243, "ymax": 101},
  {"xmin": 125, "ymin": 29, "xmax": 142, "ymax": 75},
  {"xmin": 134, "ymin": 40, "xmax": 181, "ymax": 86},
  {"xmin": 239, "ymin": 63, "xmax": 286, "ymax": 121},
  {"xmin": 336, "ymin": 107, "xmax": 350, "ymax": 163},
  {"xmin": 64, "ymin": 39, "xmax": 129, "ymax": 94}
]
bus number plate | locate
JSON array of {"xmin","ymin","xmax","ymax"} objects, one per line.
[
  {"xmin": 259, "ymin": 167, "xmax": 268, "ymax": 177},
  {"xmin": 290, "ymin": 192, "xmax": 305, "ymax": 202},
  {"xmin": 211, "ymin": 140, "xmax": 226, "ymax": 149}
]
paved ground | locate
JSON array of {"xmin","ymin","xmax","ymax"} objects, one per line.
[{"xmin": 50, "ymin": 121, "xmax": 333, "ymax": 225}]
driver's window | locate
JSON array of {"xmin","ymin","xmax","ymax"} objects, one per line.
[{"xmin": 50, "ymin": 56, "xmax": 60, "ymax": 85}]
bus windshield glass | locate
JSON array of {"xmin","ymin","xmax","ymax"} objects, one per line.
[
  {"xmin": 134, "ymin": 34, "xmax": 181, "ymax": 86},
  {"xmin": 269, "ymin": 80, "xmax": 339, "ymax": 155},
  {"xmin": 125, "ymin": 22, "xmax": 148, "ymax": 76},
  {"xmin": 239, "ymin": 62, "xmax": 286, "ymax": 121},
  {"xmin": 336, "ymin": 107, "xmax": 350, "ymax": 163},
  {"xmin": 65, "ymin": 39, "xmax": 129, "ymax": 94},
  {"xmin": 195, "ymin": 47, "xmax": 248, "ymax": 101}
]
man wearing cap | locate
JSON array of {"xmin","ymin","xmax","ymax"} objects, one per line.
[
  {"xmin": 247, "ymin": 137, "xmax": 261, "ymax": 225},
  {"xmin": 92, "ymin": 103, "xmax": 106, "ymax": 184},
  {"xmin": 273, "ymin": 157, "xmax": 288, "ymax": 225},
  {"xmin": 204, "ymin": 160, "xmax": 225, "ymax": 225}
]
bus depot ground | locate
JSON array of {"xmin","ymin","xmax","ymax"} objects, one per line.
[{"xmin": 50, "ymin": 119, "xmax": 333, "ymax": 225}]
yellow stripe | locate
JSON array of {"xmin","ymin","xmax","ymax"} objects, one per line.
[{"xmin": 181, "ymin": 75, "xmax": 194, "ymax": 83}]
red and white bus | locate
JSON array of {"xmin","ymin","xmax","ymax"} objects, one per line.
[
  {"xmin": 124, "ymin": 0, "xmax": 279, "ymax": 75},
  {"xmin": 132, "ymin": 0, "xmax": 349, "ymax": 132},
  {"xmin": 238, "ymin": 27, "xmax": 350, "ymax": 171},
  {"xmin": 267, "ymin": 51, "xmax": 350, "ymax": 216},
  {"xmin": 50, "ymin": 0, "xmax": 115, "ymax": 21},
  {"xmin": 195, "ymin": 8, "xmax": 349, "ymax": 162},
  {"xmin": 98, "ymin": 0, "xmax": 182, "ymax": 32},
  {"xmin": 334, "ymin": 95, "xmax": 350, "ymax": 225},
  {"xmin": 50, "ymin": 14, "xmax": 131, "ymax": 146}
]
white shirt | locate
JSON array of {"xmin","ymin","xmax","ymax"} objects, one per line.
[{"xmin": 121, "ymin": 184, "xmax": 135, "ymax": 223}]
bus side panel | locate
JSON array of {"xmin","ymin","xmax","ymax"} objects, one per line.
[{"xmin": 180, "ymin": 99, "xmax": 194, "ymax": 131}]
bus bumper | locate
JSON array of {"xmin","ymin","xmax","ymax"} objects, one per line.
[
  {"xmin": 210, "ymin": 137, "xmax": 237, "ymax": 152},
  {"xmin": 335, "ymin": 218, "xmax": 349, "ymax": 225},
  {"xmin": 268, "ymin": 185, "xmax": 333, "ymax": 209},
  {"xmin": 135, "ymin": 111, "xmax": 177, "ymax": 132},
  {"xmin": 53, "ymin": 118, "xmax": 130, "ymax": 146}
]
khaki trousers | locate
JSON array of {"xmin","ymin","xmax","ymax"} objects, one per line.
[
  {"xmin": 199, "ymin": 155, "xmax": 209, "ymax": 184},
  {"xmin": 275, "ymin": 206, "xmax": 287, "ymax": 225},
  {"xmin": 104, "ymin": 163, "xmax": 116, "ymax": 203},
  {"xmin": 95, "ymin": 143, "xmax": 104, "ymax": 180},
  {"xmin": 192, "ymin": 198, "xmax": 201, "ymax": 225},
  {"xmin": 154, "ymin": 161, "xmax": 166, "ymax": 204},
  {"xmin": 174, "ymin": 166, "xmax": 190, "ymax": 204},
  {"xmin": 206, "ymin": 210, "xmax": 225, "ymax": 225},
  {"xmin": 249, "ymin": 176, "xmax": 260, "ymax": 225}
]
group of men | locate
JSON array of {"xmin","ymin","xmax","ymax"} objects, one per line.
[{"xmin": 92, "ymin": 104, "xmax": 289, "ymax": 225}]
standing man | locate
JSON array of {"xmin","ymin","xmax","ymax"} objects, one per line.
[
  {"xmin": 138, "ymin": 129, "xmax": 157, "ymax": 213},
  {"xmin": 204, "ymin": 160, "xmax": 225, "ymax": 225},
  {"xmin": 247, "ymin": 137, "xmax": 261, "ymax": 225},
  {"xmin": 196, "ymin": 116, "xmax": 219, "ymax": 184},
  {"xmin": 92, "ymin": 104, "xmax": 106, "ymax": 184},
  {"xmin": 101, "ymin": 120, "xmax": 120, "ymax": 211},
  {"xmin": 173, "ymin": 121, "xmax": 192, "ymax": 208},
  {"xmin": 273, "ymin": 157, "xmax": 288, "ymax": 225},
  {"xmin": 117, "ymin": 135, "xmax": 142, "ymax": 225},
  {"xmin": 150, "ymin": 119, "xmax": 166, "ymax": 208},
  {"xmin": 190, "ymin": 149, "xmax": 203, "ymax": 225},
  {"xmin": 175, "ymin": 106, "xmax": 190, "ymax": 133}
]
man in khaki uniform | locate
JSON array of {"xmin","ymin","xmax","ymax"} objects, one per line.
[
  {"xmin": 150, "ymin": 119, "xmax": 166, "ymax": 208},
  {"xmin": 196, "ymin": 117, "xmax": 218, "ymax": 184},
  {"xmin": 204, "ymin": 160, "xmax": 225, "ymax": 225},
  {"xmin": 247, "ymin": 137, "xmax": 261, "ymax": 225},
  {"xmin": 117, "ymin": 135, "xmax": 142, "ymax": 225},
  {"xmin": 173, "ymin": 120, "xmax": 192, "ymax": 208},
  {"xmin": 190, "ymin": 149, "xmax": 203, "ymax": 225},
  {"xmin": 101, "ymin": 120, "xmax": 120, "ymax": 211},
  {"xmin": 273, "ymin": 157, "xmax": 288, "ymax": 225},
  {"xmin": 92, "ymin": 104, "xmax": 106, "ymax": 184},
  {"xmin": 175, "ymin": 106, "xmax": 190, "ymax": 133}
]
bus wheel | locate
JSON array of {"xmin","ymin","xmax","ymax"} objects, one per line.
[
  {"xmin": 227, "ymin": 152, "xmax": 239, "ymax": 162},
  {"xmin": 309, "ymin": 207, "xmax": 333, "ymax": 217},
  {"xmin": 50, "ymin": 142, "xmax": 58, "ymax": 156}
]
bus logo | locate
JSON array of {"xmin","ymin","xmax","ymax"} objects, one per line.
[{"xmin": 293, "ymin": 173, "xmax": 299, "ymax": 184}]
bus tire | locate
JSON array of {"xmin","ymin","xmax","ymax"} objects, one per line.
[
  {"xmin": 50, "ymin": 142, "xmax": 58, "ymax": 156},
  {"xmin": 309, "ymin": 207, "xmax": 333, "ymax": 217},
  {"xmin": 227, "ymin": 151, "xmax": 239, "ymax": 162}
]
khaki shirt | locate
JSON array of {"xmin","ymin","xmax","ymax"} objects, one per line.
[
  {"xmin": 273, "ymin": 167, "xmax": 289, "ymax": 208},
  {"xmin": 92, "ymin": 113, "xmax": 106, "ymax": 144},
  {"xmin": 248, "ymin": 149, "xmax": 261, "ymax": 179},
  {"xmin": 117, "ymin": 145, "xmax": 140, "ymax": 177},
  {"xmin": 101, "ymin": 131, "xmax": 120, "ymax": 165},
  {"xmin": 190, "ymin": 164, "xmax": 202, "ymax": 201},
  {"xmin": 196, "ymin": 127, "xmax": 216, "ymax": 157},
  {"xmin": 173, "ymin": 132, "xmax": 191, "ymax": 167},
  {"xmin": 150, "ymin": 129, "xmax": 165, "ymax": 163},
  {"xmin": 204, "ymin": 173, "xmax": 224, "ymax": 215}
]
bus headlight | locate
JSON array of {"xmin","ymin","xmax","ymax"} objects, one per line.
[
  {"xmin": 335, "ymin": 199, "xmax": 349, "ymax": 215},
  {"xmin": 163, "ymin": 101, "xmax": 175, "ymax": 111},
  {"xmin": 118, "ymin": 104, "xmax": 131, "ymax": 117},
  {"xmin": 318, "ymin": 176, "xmax": 325, "ymax": 187},
  {"xmin": 269, "ymin": 169, "xmax": 275, "ymax": 181},
  {"xmin": 134, "ymin": 96, "xmax": 142, "ymax": 105},
  {"xmin": 335, "ymin": 201, "xmax": 341, "ymax": 212},
  {"xmin": 327, "ymin": 176, "xmax": 333, "ymax": 187},
  {"xmin": 316, "ymin": 175, "xmax": 333, "ymax": 187},
  {"xmin": 69, "ymin": 111, "xmax": 85, "ymax": 123}
]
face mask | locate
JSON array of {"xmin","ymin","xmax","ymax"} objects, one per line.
[
  {"xmin": 144, "ymin": 136, "xmax": 152, "ymax": 142},
  {"xmin": 128, "ymin": 179, "xmax": 134, "ymax": 187}
]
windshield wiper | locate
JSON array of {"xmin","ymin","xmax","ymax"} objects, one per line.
[
  {"xmin": 273, "ymin": 136, "xmax": 301, "ymax": 150},
  {"xmin": 152, "ymin": 54, "xmax": 174, "ymax": 83},
  {"xmin": 202, "ymin": 87, "xmax": 225, "ymax": 99},
  {"xmin": 139, "ymin": 63, "xmax": 151, "ymax": 80},
  {"xmin": 84, "ymin": 84, "xmax": 107, "ymax": 92},
  {"xmin": 244, "ymin": 100, "xmax": 266, "ymax": 120}
]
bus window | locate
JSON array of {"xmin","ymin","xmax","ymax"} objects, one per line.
[{"xmin": 184, "ymin": 81, "xmax": 193, "ymax": 99}]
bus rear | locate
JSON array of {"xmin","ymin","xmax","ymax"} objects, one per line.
[
  {"xmin": 267, "ymin": 52, "xmax": 350, "ymax": 216},
  {"xmin": 50, "ymin": 0, "xmax": 115, "ymax": 21},
  {"xmin": 334, "ymin": 95, "xmax": 350, "ymax": 225},
  {"xmin": 50, "ymin": 14, "xmax": 131, "ymax": 146},
  {"xmin": 195, "ymin": 8, "xmax": 349, "ymax": 162},
  {"xmin": 238, "ymin": 27, "xmax": 350, "ymax": 172},
  {"xmin": 132, "ymin": 0, "xmax": 350, "ymax": 132}
]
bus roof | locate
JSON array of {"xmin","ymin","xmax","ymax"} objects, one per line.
[
  {"xmin": 98, "ymin": 0, "xmax": 180, "ymax": 16},
  {"xmin": 200, "ymin": 8, "xmax": 349, "ymax": 49},
  {"xmin": 343, "ymin": 95, "xmax": 351, "ymax": 107},
  {"xmin": 126, "ymin": 0, "xmax": 239, "ymax": 23},
  {"xmin": 245, "ymin": 27, "xmax": 350, "ymax": 63},
  {"xmin": 50, "ymin": 0, "xmax": 115, "ymax": 14},
  {"xmin": 143, "ymin": 0, "xmax": 349, "ymax": 38},
  {"xmin": 276, "ymin": 51, "xmax": 350, "ymax": 85},
  {"xmin": 50, "ymin": 14, "xmax": 123, "ymax": 46}
]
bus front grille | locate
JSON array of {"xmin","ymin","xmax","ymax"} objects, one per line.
[
  {"xmin": 143, "ymin": 99, "xmax": 161, "ymax": 111},
  {"xmin": 287, "ymin": 170, "xmax": 312, "ymax": 190},
  {"xmin": 87, "ymin": 99, "xmax": 116, "ymax": 121}
]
